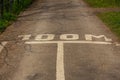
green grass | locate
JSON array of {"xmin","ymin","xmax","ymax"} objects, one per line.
[
  {"xmin": 85, "ymin": 0, "xmax": 120, "ymax": 7},
  {"xmin": 0, "ymin": 0, "xmax": 33, "ymax": 32},
  {"xmin": 0, "ymin": 13, "xmax": 16, "ymax": 32},
  {"xmin": 98, "ymin": 12, "xmax": 120, "ymax": 38},
  {"xmin": 85, "ymin": 0, "xmax": 120, "ymax": 38}
]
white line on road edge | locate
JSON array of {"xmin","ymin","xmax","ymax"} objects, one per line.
[
  {"xmin": 25, "ymin": 41, "xmax": 112, "ymax": 45},
  {"xmin": 0, "ymin": 42, "xmax": 7, "ymax": 53},
  {"xmin": 116, "ymin": 44, "xmax": 120, "ymax": 46},
  {"xmin": 57, "ymin": 42, "xmax": 65, "ymax": 80}
]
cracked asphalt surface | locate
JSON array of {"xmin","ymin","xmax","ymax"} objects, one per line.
[{"xmin": 0, "ymin": 0, "xmax": 120, "ymax": 80}]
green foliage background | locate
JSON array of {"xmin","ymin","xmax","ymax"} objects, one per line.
[
  {"xmin": 85, "ymin": 0, "xmax": 120, "ymax": 7},
  {"xmin": 0, "ymin": 0, "xmax": 33, "ymax": 32}
]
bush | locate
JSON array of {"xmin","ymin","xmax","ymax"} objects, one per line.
[{"xmin": 0, "ymin": 0, "xmax": 33, "ymax": 32}]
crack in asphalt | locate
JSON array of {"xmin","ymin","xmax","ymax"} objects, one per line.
[
  {"xmin": 0, "ymin": 42, "xmax": 10, "ymax": 66},
  {"xmin": 20, "ymin": 1, "xmax": 82, "ymax": 15},
  {"xmin": 17, "ymin": 1, "xmax": 94, "ymax": 21}
]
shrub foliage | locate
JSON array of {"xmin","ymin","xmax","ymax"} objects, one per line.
[{"xmin": 0, "ymin": 0, "xmax": 32, "ymax": 32}]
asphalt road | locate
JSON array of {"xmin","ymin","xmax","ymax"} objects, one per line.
[{"xmin": 0, "ymin": 0, "xmax": 120, "ymax": 80}]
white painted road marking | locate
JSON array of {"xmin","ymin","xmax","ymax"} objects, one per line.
[
  {"xmin": 0, "ymin": 42, "xmax": 7, "ymax": 53},
  {"xmin": 60, "ymin": 34, "xmax": 79, "ymax": 40},
  {"xmin": 25, "ymin": 41, "xmax": 112, "ymax": 45},
  {"xmin": 18, "ymin": 35, "xmax": 31, "ymax": 40},
  {"xmin": 85, "ymin": 34, "xmax": 112, "ymax": 42},
  {"xmin": 116, "ymin": 43, "xmax": 120, "ymax": 46},
  {"xmin": 18, "ymin": 34, "xmax": 112, "ymax": 42},
  {"xmin": 23, "ymin": 33, "xmax": 118, "ymax": 80},
  {"xmin": 35, "ymin": 34, "xmax": 55, "ymax": 41},
  {"xmin": 25, "ymin": 40, "xmax": 113, "ymax": 80},
  {"xmin": 57, "ymin": 42, "xmax": 65, "ymax": 80}
]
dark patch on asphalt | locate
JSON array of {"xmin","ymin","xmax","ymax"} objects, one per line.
[{"xmin": 27, "ymin": 73, "xmax": 44, "ymax": 80}]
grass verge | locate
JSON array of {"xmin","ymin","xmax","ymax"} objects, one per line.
[
  {"xmin": 98, "ymin": 12, "xmax": 120, "ymax": 38},
  {"xmin": 84, "ymin": 0, "xmax": 120, "ymax": 8}
]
